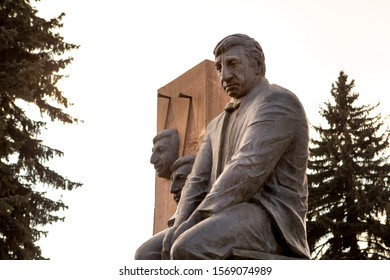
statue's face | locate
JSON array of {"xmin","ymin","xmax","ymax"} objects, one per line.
[
  {"xmin": 150, "ymin": 137, "xmax": 176, "ymax": 179},
  {"xmin": 215, "ymin": 46, "xmax": 258, "ymax": 99},
  {"xmin": 170, "ymin": 163, "xmax": 193, "ymax": 204}
]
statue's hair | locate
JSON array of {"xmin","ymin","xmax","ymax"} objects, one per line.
[
  {"xmin": 171, "ymin": 154, "xmax": 196, "ymax": 172},
  {"xmin": 213, "ymin": 34, "xmax": 266, "ymax": 77},
  {"xmin": 152, "ymin": 129, "xmax": 179, "ymax": 145}
]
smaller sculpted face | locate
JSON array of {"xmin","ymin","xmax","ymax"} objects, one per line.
[
  {"xmin": 215, "ymin": 46, "xmax": 259, "ymax": 99},
  {"xmin": 170, "ymin": 163, "xmax": 193, "ymax": 204},
  {"xmin": 150, "ymin": 137, "xmax": 176, "ymax": 179}
]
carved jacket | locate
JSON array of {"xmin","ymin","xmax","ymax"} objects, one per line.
[{"xmin": 175, "ymin": 79, "xmax": 311, "ymax": 258}]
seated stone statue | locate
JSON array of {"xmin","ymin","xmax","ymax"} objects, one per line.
[
  {"xmin": 134, "ymin": 155, "xmax": 196, "ymax": 260},
  {"xmin": 160, "ymin": 34, "xmax": 311, "ymax": 260},
  {"xmin": 150, "ymin": 129, "xmax": 179, "ymax": 179}
]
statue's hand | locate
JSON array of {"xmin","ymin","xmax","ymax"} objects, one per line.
[
  {"xmin": 161, "ymin": 221, "xmax": 194, "ymax": 260},
  {"xmin": 171, "ymin": 220, "xmax": 193, "ymax": 242},
  {"xmin": 162, "ymin": 226, "xmax": 177, "ymax": 260},
  {"xmin": 161, "ymin": 211, "xmax": 204, "ymax": 259}
]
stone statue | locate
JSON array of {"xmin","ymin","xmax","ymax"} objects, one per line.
[
  {"xmin": 150, "ymin": 129, "xmax": 179, "ymax": 179},
  {"xmin": 161, "ymin": 34, "xmax": 310, "ymax": 260},
  {"xmin": 135, "ymin": 155, "xmax": 196, "ymax": 259}
]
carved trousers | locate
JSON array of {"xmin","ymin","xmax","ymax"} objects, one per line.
[
  {"xmin": 135, "ymin": 202, "xmax": 285, "ymax": 260},
  {"xmin": 170, "ymin": 202, "xmax": 283, "ymax": 259}
]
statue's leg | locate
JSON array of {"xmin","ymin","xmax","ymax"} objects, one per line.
[
  {"xmin": 134, "ymin": 229, "xmax": 167, "ymax": 260},
  {"xmin": 170, "ymin": 203, "xmax": 282, "ymax": 260}
]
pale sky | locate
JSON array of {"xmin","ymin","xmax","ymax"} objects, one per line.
[{"xmin": 28, "ymin": 0, "xmax": 390, "ymax": 262}]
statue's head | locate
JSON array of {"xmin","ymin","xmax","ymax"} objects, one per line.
[
  {"xmin": 170, "ymin": 155, "xmax": 196, "ymax": 204},
  {"xmin": 150, "ymin": 129, "xmax": 179, "ymax": 179},
  {"xmin": 213, "ymin": 34, "xmax": 266, "ymax": 99}
]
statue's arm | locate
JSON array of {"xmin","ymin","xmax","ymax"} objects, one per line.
[{"xmin": 172, "ymin": 132, "xmax": 212, "ymax": 226}]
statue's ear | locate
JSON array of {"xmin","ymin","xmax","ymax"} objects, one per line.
[{"xmin": 256, "ymin": 63, "xmax": 262, "ymax": 76}]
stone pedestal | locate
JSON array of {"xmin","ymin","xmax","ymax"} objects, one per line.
[{"xmin": 153, "ymin": 59, "xmax": 230, "ymax": 234}]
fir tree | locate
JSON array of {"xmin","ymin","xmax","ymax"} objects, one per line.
[
  {"xmin": 0, "ymin": 0, "xmax": 81, "ymax": 259},
  {"xmin": 307, "ymin": 71, "xmax": 390, "ymax": 259}
]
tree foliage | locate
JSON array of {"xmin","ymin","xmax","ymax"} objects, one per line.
[
  {"xmin": 307, "ymin": 71, "xmax": 390, "ymax": 259},
  {"xmin": 0, "ymin": 0, "xmax": 81, "ymax": 259}
]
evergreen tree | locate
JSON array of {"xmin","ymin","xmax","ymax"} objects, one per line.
[
  {"xmin": 307, "ymin": 71, "xmax": 390, "ymax": 259},
  {"xmin": 0, "ymin": 0, "xmax": 81, "ymax": 259}
]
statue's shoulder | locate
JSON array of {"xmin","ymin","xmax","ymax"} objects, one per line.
[{"xmin": 261, "ymin": 84, "xmax": 303, "ymax": 106}]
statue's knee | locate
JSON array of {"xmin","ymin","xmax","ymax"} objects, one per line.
[
  {"xmin": 134, "ymin": 246, "xmax": 151, "ymax": 260},
  {"xmin": 134, "ymin": 248, "xmax": 145, "ymax": 260},
  {"xmin": 170, "ymin": 238, "xmax": 195, "ymax": 260},
  {"xmin": 135, "ymin": 245, "xmax": 160, "ymax": 260},
  {"xmin": 170, "ymin": 242, "xmax": 186, "ymax": 259}
]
